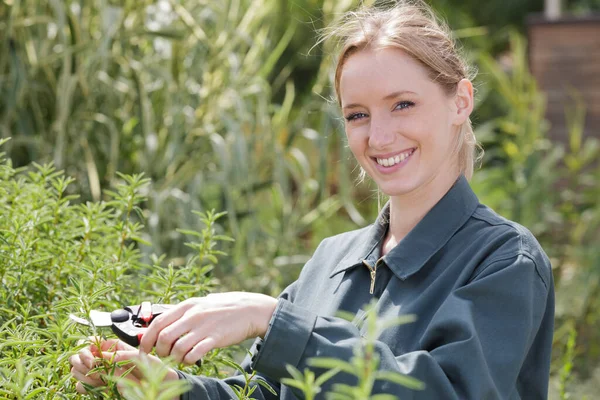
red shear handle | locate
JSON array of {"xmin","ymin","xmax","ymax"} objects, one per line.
[{"xmin": 139, "ymin": 301, "xmax": 152, "ymax": 324}]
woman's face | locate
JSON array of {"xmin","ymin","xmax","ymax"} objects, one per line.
[{"xmin": 339, "ymin": 47, "xmax": 471, "ymax": 197}]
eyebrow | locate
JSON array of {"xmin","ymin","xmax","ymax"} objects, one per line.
[{"xmin": 342, "ymin": 90, "xmax": 417, "ymax": 110}]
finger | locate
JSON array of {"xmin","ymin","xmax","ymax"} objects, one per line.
[
  {"xmin": 183, "ymin": 336, "xmax": 218, "ymax": 366},
  {"xmin": 77, "ymin": 347, "xmax": 96, "ymax": 369},
  {"xmin": 170, "ymin": 330, "xmax": 205, "ymax": 364},
  {"xmin": 71, "ymin": 350, "xmax": 105, "ymax": 377},
  {"xmin": 70, "ymin": 353, "xmax": 101, "ymax": 380},
  {"xmin": 68, "ymin": 354, "xmax": 79, "ymax": 368},
  {"xmin": 71, "ymin": 366, "xmax": 103, "ymax": 388},
  {"xmin": 113, "ymin": 366, "xmax": 141, "ymax": 397},
  {"xmin": 69, "ymin": 354, "xmax": 92, "ymax": 375},
  {"xmin": 140, "ymin": 302, "xmax": 192, "ymax": 354},
  {"xmin": 154, "ymin": 317, "xmax": 194, "ymax": 358},
  {"xmin": 75, "ymin": 381, "xmax": 87, "ymax": 394}
]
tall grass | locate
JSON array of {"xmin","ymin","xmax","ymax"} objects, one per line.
[{"xmin": 0, "ymin": 0, "xmax": 363, "ymax": 295}]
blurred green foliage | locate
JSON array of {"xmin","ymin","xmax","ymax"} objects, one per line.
[{"xmin": 1, "ymin": 0, "xmax": 600, "ymax": 398}]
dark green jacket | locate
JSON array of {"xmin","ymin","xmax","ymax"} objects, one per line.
[{"xmin": 177, "ymin": 176, "xmax": 554, "ymax": 399}]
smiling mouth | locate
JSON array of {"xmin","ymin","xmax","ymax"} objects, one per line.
[{"xmin": 372, "ymin": 148, "xmax": 416, "ymax": 167}]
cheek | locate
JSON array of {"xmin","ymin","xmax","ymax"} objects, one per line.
[
  {"xmin": 407, "ymin": 113, "xmax": 452, "ymax": 152},
  {"xmin": 345, "ymin": 128, "xmax": 367, "ymax": 156}
]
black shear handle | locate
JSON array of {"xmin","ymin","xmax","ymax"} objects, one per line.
[{"xmin": 111, "ymin": 322, "xmax": 146, "ymax": 347}]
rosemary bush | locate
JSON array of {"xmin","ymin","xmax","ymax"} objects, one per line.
[{"xmin": 0, "ymin": 138, "xmax": 237, "ymax": 398}]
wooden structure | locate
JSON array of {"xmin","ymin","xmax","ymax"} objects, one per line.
[{"xmin": 527, "ymin": 14, "xmax": 600, "ymax": 143}]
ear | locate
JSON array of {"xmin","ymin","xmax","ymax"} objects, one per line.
[{"xmin": 452, "ymin": 79, "xmax": 474, "ymax": 126}]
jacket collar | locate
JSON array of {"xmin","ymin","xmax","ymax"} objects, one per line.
[{"xmin": 329, "ymin": 175, "xmax": 479, "ymax": 280}]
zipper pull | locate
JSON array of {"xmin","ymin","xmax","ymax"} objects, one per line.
[
  {"xmin": 369, "ymin": 269, "xmax": 376, "ymax": 294},
  {"xmin": 362, "ymin": 260, "xmax": 377, "ymax": 295}
]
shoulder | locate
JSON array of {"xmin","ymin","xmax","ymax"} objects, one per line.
[
  {"xmin": 296, "ymin": 223, "xmax": 375, "ymax": 279},
  {"xmin": 466, "ymin": 203, "xmax": 552, "ymax": 288},
  {"xmin": 316, "ymin": 224, "xmax": 373, "ymax": 252}
]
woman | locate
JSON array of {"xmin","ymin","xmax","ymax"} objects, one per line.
[{"xmin": 70, "ymin": 1, "xmax": 554, "ymax": 399}]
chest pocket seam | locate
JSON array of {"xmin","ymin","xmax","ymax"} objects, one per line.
[{"xmin": 351, "ymin": 309, "xmax": 369, "ymax": 337}]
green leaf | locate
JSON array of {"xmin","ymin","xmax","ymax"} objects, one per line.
[
  {"xmin": 374, "ymin": 371, "xmax": 425, "ymax": 390},
  {"xmin": 307, "ymin": 358, "xmax": 355, "ymax": 375}
]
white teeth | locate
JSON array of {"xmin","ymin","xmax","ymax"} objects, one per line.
[{"xmin": 376, "ymin": 149, "xmax": 414, "ymax": 167}]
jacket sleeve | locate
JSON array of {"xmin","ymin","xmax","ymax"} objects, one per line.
[
  {"xmin": 175, "ymin": 348, "xmax": 280, "ymax": 400},
  {"xmin": 174, "ymin": 279, "xmax": 299, "ymax": 400},
  {"xmin": 251, "ymin": 253, "xmax": 553, "ymax": 400}
]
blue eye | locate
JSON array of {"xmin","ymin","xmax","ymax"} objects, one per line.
[
  {"xmin": 394, "ymin": 101, "xmax": 415, "ymax": 111},
  {"xmin": 345, "ymin": 112, "xmax": 368, "ymax": 122},
  {"xmin": 345, "ymin": 101, "xmax": 414, "ymax": 122}
]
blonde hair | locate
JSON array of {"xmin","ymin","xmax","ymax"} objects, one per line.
[{"xmin": 322, "ymin": 0, "xmax": 482, "ymax": 180}]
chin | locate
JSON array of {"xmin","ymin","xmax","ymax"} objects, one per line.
[{"xmin": 376, "ymin": 180, "xmax": 420, "ymax": 197}]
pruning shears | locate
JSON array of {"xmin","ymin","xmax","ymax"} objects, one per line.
[
  {"xmin": 69, "ymin": 301, "xmax": 172, "ymax": 347},
  {"xmin": 70, "ymin": 301, "xmax": 203, "ymax": 367}
]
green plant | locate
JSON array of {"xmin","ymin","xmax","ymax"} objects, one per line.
[
  {"xmin": 0, "ymin": 138, "xmax": 239, "ymax": 398},
  {"xmin": 280, "ymin": 300, "xmax": 424, "ymax": 399},
  {"xmin": 557, "ymin": 322, "xmax": 577, "ymax": 400},
  {"xmin": 216, "ymin": 357, "xmax": 278, "ymax": 400},
  {"xmin": 0, "ymin": 0, "xmax": 360, "ymax": 297}
]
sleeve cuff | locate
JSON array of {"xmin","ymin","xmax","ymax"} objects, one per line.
[
  {"xmin": 175, "ymin": 370, "xmax": 192, "ymax": 400},
  {"xmin": 250, "ymin": 298, "xmax": 317, "ymax": 380}
]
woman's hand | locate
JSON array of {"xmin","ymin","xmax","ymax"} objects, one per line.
[
  {"xmin": 69, "ymin": 338, "xmax": 179, "ymax": 396},
  {"xmin": 139, "ymin": 292, "xmax": 278, "ymax": 365}
]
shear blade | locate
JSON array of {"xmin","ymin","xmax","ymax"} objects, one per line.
[
  {"xmin": 89, "ymin": 310, "xmax": 113, "ymax": 326},
  {"xmin": 69, "ymin": 311, "xmax": 113, "ymax": 327},
  {"xmin": 69, "ymin": 314, "xmax": 90, "ymax": 326}
]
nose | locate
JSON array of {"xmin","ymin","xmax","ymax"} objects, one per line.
[{"xmin": 368, "ymin": 117, "xmax": 395, "ymax": 150}]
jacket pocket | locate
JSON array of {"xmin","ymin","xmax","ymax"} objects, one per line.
[{"xmin": 351, "ymin": 309, "xmax": 368, "ymax": 336}]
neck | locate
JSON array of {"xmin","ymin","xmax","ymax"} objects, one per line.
[{"xmin": 382, "ymin": 169, "xmax": 461, "ymax": 255}]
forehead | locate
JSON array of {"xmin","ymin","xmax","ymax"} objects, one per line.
[{"xmin": 339, "ymin": 48, "xmax": 434, "ymax": 103}]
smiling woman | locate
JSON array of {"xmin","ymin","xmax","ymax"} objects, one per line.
[
  {"xmin": 340, "ymin": 48, "xmax": 473, "ymax": 201},
  {"xmin": 70, "ymin": 1, "xmax": 555, "ymax": 399}
]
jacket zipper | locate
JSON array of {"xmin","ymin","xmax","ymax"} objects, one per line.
[{"xmin": 362, "ymin": 257, "xmax": 385, "ymax": 294}]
